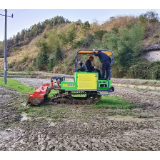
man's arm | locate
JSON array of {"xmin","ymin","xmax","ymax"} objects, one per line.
[{"xmin": 93, "ymin": 49, "xmax": 98, "ymax": 56}]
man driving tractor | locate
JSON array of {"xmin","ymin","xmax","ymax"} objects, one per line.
[{"xmin": 85, "ymin": 56, "xmax": 102, "ymax": 79}]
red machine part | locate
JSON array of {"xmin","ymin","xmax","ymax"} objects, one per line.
[
  {"xmin": 51, "ymin": 78, "xmax": 60, "ymax": 88},
  {"xmin": 51, "ymin": 78, "xmax": 53, "ymax": 88},
  {"xmin": 26, "ymin": 83, "xmax": 50, "ymax": 106}
]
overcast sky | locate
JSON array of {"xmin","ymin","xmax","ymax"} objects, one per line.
[{"xmin": 0, "ymin": 0, "xmax": 160, "ymax": 41}]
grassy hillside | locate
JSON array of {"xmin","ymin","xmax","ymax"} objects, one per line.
[{"xmin": 0, "ymin": 11, "xmax": 160, "ymax": 79}]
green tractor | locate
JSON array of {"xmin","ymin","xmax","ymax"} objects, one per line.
[{"xmin": 26, "ymin": 49, "xmax": 114, "ymax": 106}]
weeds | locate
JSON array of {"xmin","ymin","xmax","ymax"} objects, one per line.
[{"xmin": 94, "ymin": 95, "xmax": 135, "ymax": 109}]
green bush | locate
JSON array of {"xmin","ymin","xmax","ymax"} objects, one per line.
[
  {"xmin": 80, "ymin": 21, "xmax": 90, "ymax": 36},
  {"xmin": 111, "ymin": 28, "xmax": 119, "ymax": 34},
  {"xmin": 58, "ymin": 24, "xmax": 76, "ymax": 45},
  {"xmin": 94, "ymin": 30, "xmax": 107, "ymax": 40},
  {"xmin": 89, "ymin": 39, "xmax": 108, "ymax": 50},
  {"xmin": 104, "ymin": 24, "xmax": 144, "ymax": 69},
  {"xmin": 139, "ymin": 15, "xmax": 148, "ymax": 24},
  {"xmin": 81, "ymin": 21, "xmax": 90, "ymax": 30},
  {"xmin": 36, "ymin": 41, "xmax": 50, "ymax": 53},
  {"xmin": 103, "ymin": 33, "xmax": 118, "ymax": 55},
  {"xmin": 55, "ymin": 44, "xmax": 63, "ymax": 61},
  {"xmin": 72, "ymin": 40, "xmax": 84, "ymax": 49},
  {"xmin": 47, "ymin": 44, "xmax": 63, "ymax": 71},
  {"xmin": 126, "ymin": 61, "xmax": 160, "ymax": 80},
  {"xmin": 83, "ymin": 34, "xmax": 95, "ymax": 48},
  {"xmin": 67, "ymin": 25, "xmax": 76, "ymax": 43},
  {"xmin": 34, "ymin": 52, "xmax": 48, "ymax": 70},
  {"xmin": 47, "ymin": 58, "xmax": 56, "ymax": 71},
  {"xmin": 58, "ymin": 32, "xmax": 68, "ymax": 45}
]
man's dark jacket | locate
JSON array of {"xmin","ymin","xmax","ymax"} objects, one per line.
[
  {"xmin": 94, "ymin": 51, "xmax": 111, "ymax": 63},
  {"xmin": 85, "ymin": 59, "xmax": 94, "ymax": 72}
]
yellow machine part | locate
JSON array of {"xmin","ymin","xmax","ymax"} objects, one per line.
[
  {"xmin": 77, "ymin": 73, "xmax": 97, "ymax": 90},
  {"xmin": 78, "ymin": 50, "xmax": 112, "ymax": 57}
]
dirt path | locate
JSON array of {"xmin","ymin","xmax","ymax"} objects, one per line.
[{"xmin": 0, "ymin": 78, "xmax": 160, "ymax": 151}]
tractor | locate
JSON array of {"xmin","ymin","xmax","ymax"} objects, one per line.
[{"xmin": 26, "ymin": 49, "xmax": 114, "ymax": 106}]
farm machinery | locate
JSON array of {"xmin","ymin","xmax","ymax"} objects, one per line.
[{"xmin": 26, "ymin": 49, "xmax": 114, "ymax": 106}]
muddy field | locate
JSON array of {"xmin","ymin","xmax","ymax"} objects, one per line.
[{"xmin": 0, "ymin": 78, "xmax": 160, "ymax": 151}]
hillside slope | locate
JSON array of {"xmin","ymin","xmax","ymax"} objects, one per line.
[{"xmin": 0, "ymin": 11, "xmax": 160, "ymax": 79}]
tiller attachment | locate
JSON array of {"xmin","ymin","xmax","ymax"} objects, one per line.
[{"xmin": 26, "ymin": 83, "xmax": 50, "ymax": 106}]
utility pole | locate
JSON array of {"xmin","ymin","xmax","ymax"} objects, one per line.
[
  {"xmin": 4, "ymin": 9, "xmax": 7, "ymax": 84},
  {"xmin": 0, "ymin": 9, "xmax": 13, "ymax": 84}
]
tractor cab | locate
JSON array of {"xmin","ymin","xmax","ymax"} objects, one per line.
[
  {"xmin": 75, "ymin": 50, "xmax": 114, "ymax": 73},
  {"xmin": 58, "ymin": 49, "xmax": 114, "ymax": 95}
]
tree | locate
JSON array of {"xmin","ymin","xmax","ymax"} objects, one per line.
[
  {"xmin": 144, "ymin": 11, "xmax": 159, "ymax": 22},
  {"xmin": 37, "ymin": 41, "xmax": 50, "ymax": 54},
  {"xmin": 13, "ymin": 35, "xmax": 19, "ymax": 44},
  {"xmin": 80, "ymin": 21, "xmax": 90, "ymax": 36},
  {"xmin": 35, "ymin": 41, "xmax": 50, "ymax": 70},
  {"xmin": 139, "ymin": 11, "xmax": 159, "ymax": 23},
  {"xmin": 55, "ymin": 44, "xmax": 63, "ymax": 61},
  {"xmin": 35, "ymin": 52, "xmax": 48, "ymax": 70},
  {"xmin": 67, "ymin": 25, "xmax": 76, "ymax": 43},
  {"xmin": 58, "ymin": 32, "xmax": 68, "ymax": 45},
  {"xmin": 65, "ymin": 18, "xmax": 71, "ymax": 23},
  {"xmin": 83, "ymin": 34, "xmax": 94, "ymax": 48},
  {"xmin": 94, "ymin": 30, "xmax": 107, "ymax": 40},
  {"xmin": 47, "ymin": 55, "xmax": 57, "ymax": 71},
  {"xmin": 81, "ymin": 21, "xmax": 90, "ymax": 30},
  {"xmin": 104, "ymin": 24, "xmax": 144, "ymax": 68},
  {"xmin": 76, "ymin": 19, "xmax": 82, "ymax": 25},
  {"xmin": 51, "ymin": 16, "xmax": 66, "ymax": 26}
]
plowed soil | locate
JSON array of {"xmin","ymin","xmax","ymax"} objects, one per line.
[{"xmin": 0, "ymin": 78, "xmax": 160, "ymax": 151}]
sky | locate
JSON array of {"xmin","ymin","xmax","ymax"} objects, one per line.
[{"xmin": 0, "ymin": 0, "xmax": 160, "ymax": 41}]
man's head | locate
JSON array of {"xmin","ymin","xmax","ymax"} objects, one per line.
[{"xmin": 89, "ymin": 56, "xmax": 94, "ymax": 61}]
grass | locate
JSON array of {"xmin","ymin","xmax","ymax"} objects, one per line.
[
  {"xmin": 95, "ymin": 95, "xmax": 135, "ymax": 109},
  {"xmin": 0, "ymin": 78, "xmax": 58, "ymax": 97},
  {"xmin": 0, "ymin": 78, "xmax": 35, "ymax": 94}
]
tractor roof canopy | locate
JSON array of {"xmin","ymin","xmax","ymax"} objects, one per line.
[{"xmin": 77, "ymin": 50, "xmax": 113, "ymax": 57}]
